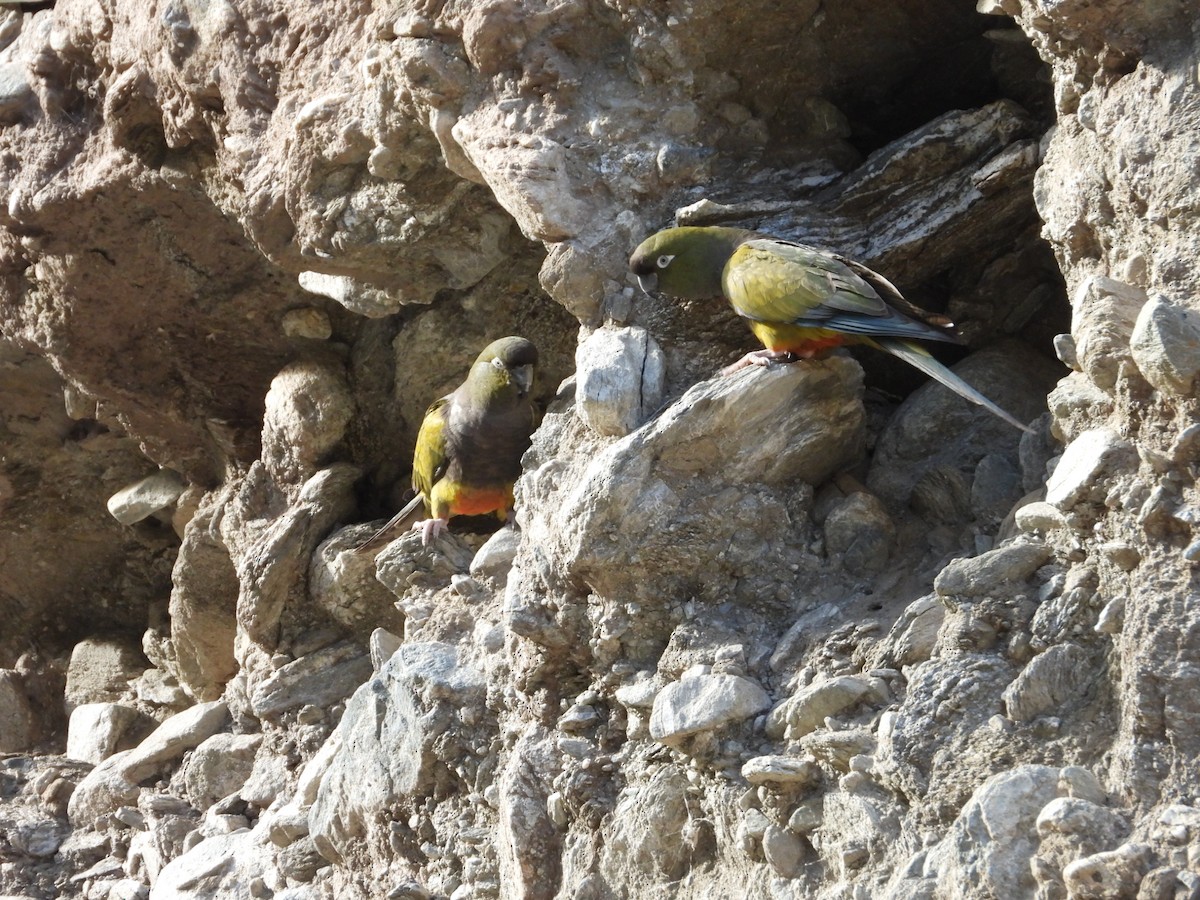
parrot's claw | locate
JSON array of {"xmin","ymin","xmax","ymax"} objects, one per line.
[
  {"xmin": 720, "ymin": 349, "xmax": 798, "ymax": 375},
  {"xmin": 413, "ymin": 517, "xmax": 449, "ymax": 546}
]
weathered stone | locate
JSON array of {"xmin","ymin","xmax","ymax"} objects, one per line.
[
  {"xmin": 970, "ymin": 452, "xmax": 1023, "ymax": 523},
  {"xmin": 868, "ymin": 345, "xmax": 1059, "ymax": 507},
  {"xmin": 800, "ymin": 729, "xmax": 876, "ymax": 771},
  {"xmin": 250, "ymin": 640, "xmax": 371, "ymax": 719},
  {"xmin": 152, "ymin": 831, "xmax": 272, "ymax": 900},
  {"xmin": 180, "ymin": 733, "xmax": 263, "ymax": 811},
  {"xmin": 1099, "ymin": 542, "xmax": 1140, "ymax": 572},
  {"xmin": 261, "ymin": 362, "xmax": 355, "ymax": 483},
  {"xmin": 0, "ymin": 670, "xmax": 37, "ymax": 752},
  {"xmin": 1129, "ymin": 295, "xmax": 1200, "ymax": 397},
  {"xmin": 1047, "ymin": 373, "xmax": 1115, "ymax": 442},
  {"xmin": 496, "ymin": 725, "xmax": 562, "ymax": 899},
  {"xmin": 1062, "ymin": 843, "xmax": 1152, "ymax": 900},
  {"xmin": 453, "ymin": 115, "xmax": 595, "ymax": 242},
  {"xmin": 602, "ymin": 766, "xmax": 694, "ymax": 881},
  {"xmin": 310, "ymin": 530, "xmax": 407, "ymax": 640},
  {"xmin": 277, "ymin": 835, "xmax": 328, "ymax": 882},
  {"xmin": 649, "ymin": 674, "xmax": 771, "ymax": 745},
  {"xmin": 374, "ymin": 529, "xmax": 478, "ymax": 594},
  {"xmin": 1003, "ymin": 643, "xmax": 1096, "ymax": 722},
  {"xmin": 106, "ymin": 469, "xmax": 187, "ymax": 525},
  {"xmin": 615, "ymin": 677, "xmax": 660, "ymax": 710},
  {"xmin": 66, "ymin": 703, "xmax": 138, "ymax": 765},
  {"xmin": 469, "ymin": 526, "xmax": 521, "ymax": 583},
  {"xmin": 369, "ymin": 628, "xmax": 402, "ymax": 673},
  {"xmin": 1059, "ymin": 767, "xmax": 1107, "ymax": 805},
  {"xmin": 561, "ymin": 358, "xmax": 864, "ymax": 545},
  {"xmin": 924, "ymin": 766, "xmax": 1060, "ymax": 899},
  {"xmin": 68, "ymin": 701, "xmax": 229, "ymax": 826},
  {"xmin": 934, "ymin": 542, "xmax": 1052, "ymax": 599},
  {"xmin": 135, "ymin": 668, "xmax": 191, "ymax": 708},
  {"xmin": 788, "ymin": 797, "xmax": 824, "ymax": 834},
  {"xmin": 298, "ymin": 272, "xmax": 397, "ymax": 317},
  {"xmin": 1095, "ymin": 596, "xmax": 1126, "ymax": 635},
  {"xmin": 870, "ymin": 595, "xmax": 945, "ymax": 669},
  {"xmin": 1069, "ymin": 276, "xmax": 1145, "ymax": 392},
  {"xmin": 65, "ymin": 637, "xmax": 145, "ymax": 712},
  {"xmin": 309, "ymin": 643, "xmax": 486, "ymax": 863},
  {"xmin": 1044, "ymin": 428, "xmax": 1133, "ymax": 510},
  {"xmin": 1014, "ymin": 501, "xmax": 1067, "ymax": 533},
  {"xmin": 281, "ymin": 307, "xmax": 332, "ymax": 340},
  {"xmin": 575, "ymin": 325, "xmax": 666, "ymax": 437},
  {"xmin": 168, "ymin": 491, "xmax": 239, "ymax": 703},
  {"xmin": 763, "ymin": 824, "xmax": 805, "ymax": 878},
  {"xmin": 1036, "ymin": 796, "xmax": 1127, "ymax": 843},
  {"xmin": 0, "ymin": 61, "xmax": 32, "ymax": 120},
  {"xmin": 823, "ymin": 492, "xmax": 895, "ymax": 575},
  {"xmin": 741, "ymin": 756, "xmax": 820, "ymax": 786},
  {"xmin": 767, "ymin": 675, "xmax": 873, "ymax": 740}
]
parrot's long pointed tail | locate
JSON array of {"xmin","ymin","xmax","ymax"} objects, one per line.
[
  {"xmin": 875, "ymin": 338, "xmax": 1033, "ymax": 434},
  {"xmin": 353, "ymin": 492, "xmax": 427, "ymax": 552}
]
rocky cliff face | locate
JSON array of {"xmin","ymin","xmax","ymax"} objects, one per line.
[{"xmin": 1, "ymin": 0, "xmax": 1198, "ymax": 898}]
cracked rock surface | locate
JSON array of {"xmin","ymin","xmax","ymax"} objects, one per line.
[{"xmin": 1, "ymin": 0, "xmax": 1199, "ymax": 898}]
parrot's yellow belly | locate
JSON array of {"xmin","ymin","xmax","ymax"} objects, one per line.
[{"xmin": 748, "ymin": 320, "xmax": 853, "ymax": 357}]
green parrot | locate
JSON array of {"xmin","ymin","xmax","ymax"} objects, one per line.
[
  {"xmin": 629, "ymin": 226, "xmax": 1031, "ymax": 432},
  {"xmin": 357, "ymin": 336, "xmax": 540, "ymax": 550}
]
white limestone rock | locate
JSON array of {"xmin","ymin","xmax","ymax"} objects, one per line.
[
  {"xmin": 66, "ymin": 703, "xmax": 138, "ymax": 765},
  {"xmin": 308, "ymin": 643, "xmax": 486, "ymax": 864},
  {"xmin": 1129, "ymin": 294, "xmax": 1200, "ymax": 397},
  {"xmin": 649, "ymin": 674, "xmax": 771, "ymax": 746},
  {"xmin": 106, "ymin": 469, "xmax": 186, "ymax": 525},
  {"xmin": 261, "ymin": 362, "xmax": 354, "ymax": 483},
  {"xmin": 923, "ymin": 765, "xmax": 1061, "ymax": 899},
  {"xmin": 1069, "ymin": 275, "xmax": 1145, "ymax": 392},
  {"xmin": 766, "ymin": 675, "xmax": 874, "ymax": 740},
  {"xmin": 1003, "ymin": 643, "xmax": 1096, "ymax": 722},
  {"xmin": 249, "ymin": 640, "xmax": 371, "ymax": 720},
  {"xmin": 933, "ymin": 541, "xmax": 1052, "ymax": 599},
  {"xmin": 68, "ymin": 701, "xmax": 229, "ymax": 827},
  {"xmin": 180, "ymin": 733, "xmax": 263, "ymax": 811},
  {"xmin": 575, "ymin": 325, "xmax": 666, "ymax": 437},
  {"xmin": 741, "ymin": 755, "xmax": 820, "ymax": 786},
  {"xmin": 1044, "ymin": 428, "xmax": 1133, "ymax": 510}
]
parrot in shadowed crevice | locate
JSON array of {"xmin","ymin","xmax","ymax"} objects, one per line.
[
  {"xmin": 630, "ymin": 226, "xmax": 1031, "ymax": 433},
  {"xmin": 356, "ymin": 335, "xmax": 540, "ymax": 550}
]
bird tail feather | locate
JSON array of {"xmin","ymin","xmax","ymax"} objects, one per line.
[
  {"xmin": 352, "ymin": 492, "xmax": 426, "ymax": 552},
  {"xmin": 875, "ymin": 338, "xmax": 1032, "ymax": 434}
]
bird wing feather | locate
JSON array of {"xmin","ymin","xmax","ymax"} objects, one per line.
[
  {"xmin": 725, "ymin": 239, "xmax": 891, "ymax": 322},
  {"xmin": 412, "ymin": 395, "xmax": 450, "ymax": 500},
  {"xmin": 726, "ymin": 239, "xmax": 960, "ymax": 343}
]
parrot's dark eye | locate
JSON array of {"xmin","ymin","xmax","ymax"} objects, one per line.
[
  {"xmin": 656, "ymin": 254, "xmax": 674, "ymax": 269},
  {"xmin": 491, "ymin": 357, "xmax": 505, "ymax": 369}
]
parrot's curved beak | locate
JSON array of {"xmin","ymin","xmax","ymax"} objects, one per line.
[
  {"xmin": 512, "ymin": 364, "xmax": 534, "ymax": 397},
  {"xmin": 636, "ymin": 273, "xmax": 657, "ymax": 294}
]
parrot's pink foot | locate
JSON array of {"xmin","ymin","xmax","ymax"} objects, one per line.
[
  {"xmin": 720, "ymin": 349, "xmax": 799, "ymax": 375},
  {"xmin": 413, "ymin": 517, "xmax": 449, "ymax": 546}
]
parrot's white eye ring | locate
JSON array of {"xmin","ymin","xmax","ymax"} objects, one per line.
[
  {"xmin": 491, "ymin": 357, "xmax": 505, "ymax": 369},
  {"xmin": 656, "ymin": 254, "xmax": 675, "ymax": 269}
]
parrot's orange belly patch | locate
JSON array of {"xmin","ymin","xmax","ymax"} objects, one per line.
[
  {"xmin": 447, "ymin": 484, "xmax": 512, "ymax": 517},
  {"xmin": 748, "ymin": 321, "xmax": 850, "ymax": 356}
]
